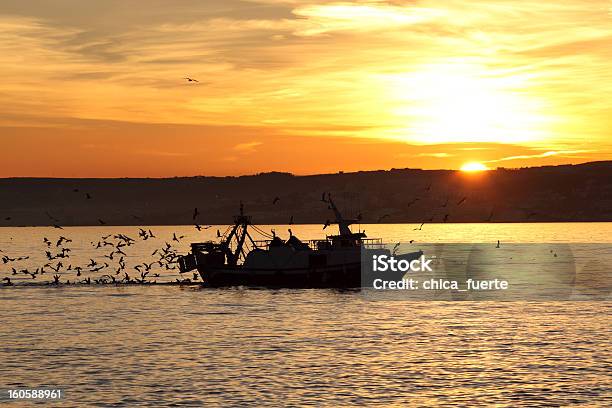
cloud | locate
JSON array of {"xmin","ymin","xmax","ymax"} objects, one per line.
[
  {"xmin": 0, "ymin": 0, "xmax": 611, "ymax": 173},
  {"xmin": 234, "ymin": 141, "xmax": 263, "ymax": 152},
  {"xmin": 485, "ymin": 150, "xmax": 594, "ymax": 163},
  {"xmin": 291, "ymin": 3, "xmax": 443, "ymax": 36},
  {"xmin": 417, "ymin": 152, "xmax": 453, "ymax": 158}
]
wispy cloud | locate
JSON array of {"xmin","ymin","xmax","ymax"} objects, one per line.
[
  {"xmin": 291, "ymin": 3, "xmax": 442, "ymax": 36},
  {"xmin": 234, "ymin": 141, "xmax": 263, "ymax": 153},
  {"xmin": 418, "ymin": 152, "xmax": 453, "ymax": 158},
  {"xmin": 485, "ymin": 150, "xmax": 594, "ymax": 163}
]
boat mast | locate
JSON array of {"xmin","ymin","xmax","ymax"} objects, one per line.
[
  {"xmin": 323, "ymin": 193, "xmax": 354, "ymax": 236},
  {"xmin": 223, "ymin": 202, "xmax": 257, "ymax": 266}
]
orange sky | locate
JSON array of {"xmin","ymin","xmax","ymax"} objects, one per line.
[{"xmin": 1, "ymin": 0, "xmax": 611, "ymax": 177}]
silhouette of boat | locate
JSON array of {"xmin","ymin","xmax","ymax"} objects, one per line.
[{"xmin": 178, "ymin": 194, "xmax": 421, "ymax": 288}]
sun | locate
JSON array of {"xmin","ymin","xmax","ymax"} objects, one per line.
[{"xmin": 460, "ymin": 162, "xmax": 489, "ymax": 172}]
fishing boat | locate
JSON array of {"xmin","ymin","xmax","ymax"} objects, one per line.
[{"xmin": 178, "ymin": 194, "xmax": 422, "ymax": 288}]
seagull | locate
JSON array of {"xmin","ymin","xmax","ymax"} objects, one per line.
[
  {"xmin": 377, "ymin": 214, "xmax": 390, "ymax": 223},
  {"xmin": 98, "ymin": 219, "xmax": 106, "ymax": 225},
  {"xmin": 53, "ymin": 224, "xmax": 63, "ymax": 230},
  {"xmin": 2, "ymin": 277, "xmax": 12, "ymax": 286},
  {"xmin": 184, "ymin": 77, "xmax": 199, "ymax": 82},
  {"xmin": 45, "ymin": 211, "xmax": 60, "ymax": 222},
  {"xmin": 414, "ymin": 223, "xmax": 425, "ymax": 231},
  {"xmin": 407, "ymin": 198, "xmax": 419, "ymax": 207},
  {"xmin": 392, "ymin": 242, "xmax": 400, "ymax": 254}
]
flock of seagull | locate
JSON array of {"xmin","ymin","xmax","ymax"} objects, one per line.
[
  {"xmin": 0, "ymin": 226, "xmax": 202, "ymax": 287},
  {"xmin": 0, "ymin": 181, "xmax": 511, "ymax": 287},
  {"xmin": 0, "ymin": 189, "xmax": 219, "ymax": 286}
]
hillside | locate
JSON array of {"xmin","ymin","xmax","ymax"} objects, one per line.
[{"xmin": 2, "ymin": 161, "xmax": 612, "ymax": 226}]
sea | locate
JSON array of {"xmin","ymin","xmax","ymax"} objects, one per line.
[{"xmin": 0, "ymin": 223, "xmax": 610, "ymax": 406}]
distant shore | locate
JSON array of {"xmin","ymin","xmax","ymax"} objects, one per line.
[{"xmin": 2, "ymin": 161, "xmax": 612, "ymax": 226}]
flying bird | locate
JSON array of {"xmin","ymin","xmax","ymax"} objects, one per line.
[
  {"xmin": 184, "ymin": 77, "xmax": 199, "ymax": 82},
  {"xmin": 392, "ymin": 242, "xmax": 400, "ymax": 254},
  {"xmin": 407, "ymin": 198, "xmax": 419, "ymax": 207},
  {"xmin": 45, "ymin": 211, "xmax": 59, "ymax": 222},
  {"xmin": 377, "ymin": 214, "xmax": 390, "ymax": 223}
]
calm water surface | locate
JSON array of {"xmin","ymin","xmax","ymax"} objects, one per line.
[{"xmin": 0, "ymin": 224, "xmax": 610, "ymax": 406}]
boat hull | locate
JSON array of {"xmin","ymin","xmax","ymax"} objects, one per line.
[{"xmin": 197, "ymin": 262, "xmax": 362, "ymax": 288}]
